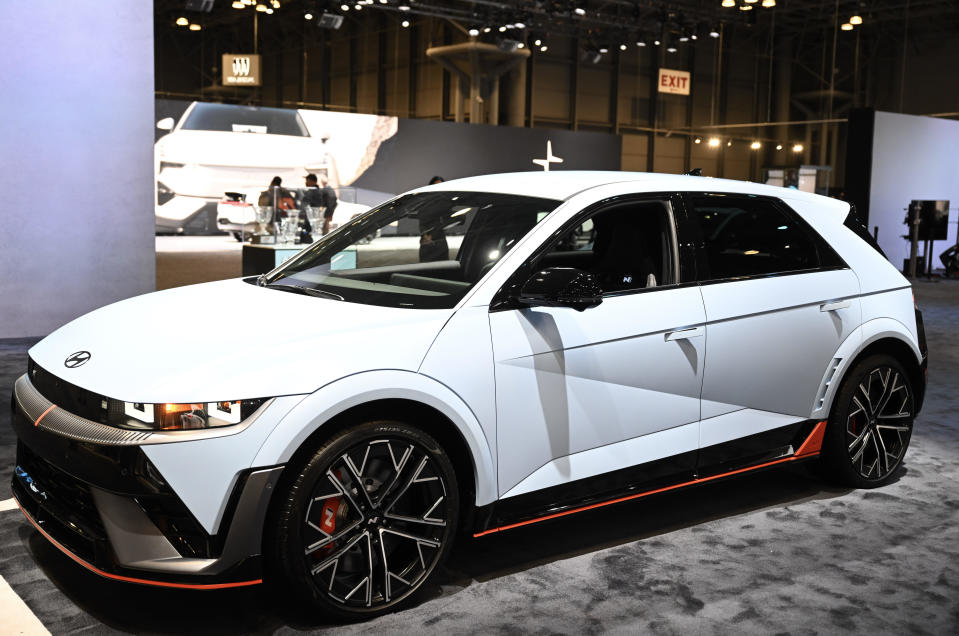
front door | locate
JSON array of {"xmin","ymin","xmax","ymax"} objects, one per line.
[{"xmin": 490, "ymin": 197, "xmax": 707, "ymax": 499}]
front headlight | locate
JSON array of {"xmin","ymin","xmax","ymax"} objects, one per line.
[{"xmin": 118, "ymin": 399, "xmax": 267, "ymax": 431}]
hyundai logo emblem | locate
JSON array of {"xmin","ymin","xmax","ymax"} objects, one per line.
[{"xmin": 64, "ymin": 351, "xmax": 91, "ymax": 368}]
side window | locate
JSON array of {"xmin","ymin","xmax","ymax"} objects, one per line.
[
  {"xmin": 691, "ymin": 195, "xmax": 821, "ymax": 280},
  {"xmin": 537, "ymin": 200, "xmax": 676, "ymax": 293}
]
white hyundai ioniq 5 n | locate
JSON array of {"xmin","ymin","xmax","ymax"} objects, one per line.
[{"xmin": 11, "ymin": 172, "xmax": 926, "ymax": 618}]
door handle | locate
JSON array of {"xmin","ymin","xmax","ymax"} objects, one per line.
[
  {"xmin": 820, "ymin": 300, "xmax": 851, "ymax": 312},
  {"xmin": 665, "ymin": 326, "xmax": 704, "ymax": 342}
]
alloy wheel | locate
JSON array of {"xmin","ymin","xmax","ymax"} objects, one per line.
[
  {"xmin": 845, "ymin": 366, "xmax": 913, "ymax": 480},
  {"xmin": 301, "ymin": 437, "xmax": 450, "ymax": 609}
]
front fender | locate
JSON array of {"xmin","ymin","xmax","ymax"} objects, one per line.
[
  {"xmin": 252, "ymin": 370, "xmax": 497, "ymax": 507},
  {"xmin": 811, "ymin": 317, "xmax": 922, "ymax": 419}
]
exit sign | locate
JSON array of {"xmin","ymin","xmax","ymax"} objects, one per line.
[{"xmin": 658, "ymin": 68, "xmax": 690, "ymax": 95}]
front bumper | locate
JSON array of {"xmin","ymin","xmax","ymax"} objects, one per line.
[{"xmin": 10, "ymin": 373, "xmax": 282, "ymax": 589}]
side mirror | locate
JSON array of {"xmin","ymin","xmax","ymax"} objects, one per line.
[
  {"xmin": 516, "ymin": 267, "xmax": 603, "ymax": 311},
  {"xmin": 156, "ymin": 117, "xmax": 175, "ymax": 131}
]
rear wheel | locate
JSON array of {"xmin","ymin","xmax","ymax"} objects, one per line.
[
  {"xmin": 269, "ymin": 421, "xmax": 458, "ymax": 619},
  {"xmin": 822, "ymin": 354, "xmax": 915, "ymax": 487}
]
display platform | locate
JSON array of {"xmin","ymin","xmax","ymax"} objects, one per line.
[{"xmin": 241, "ymin": 242, "xmax": 309, "ymax": 276}]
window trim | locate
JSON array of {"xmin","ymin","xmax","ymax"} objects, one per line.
[
  {"xmin": 490, "ymin": 192, "xmax": 685, "ymax": 312},
  {"xmin": 681, "ymin": 192, "xmax": 849, "ymax": 284}
]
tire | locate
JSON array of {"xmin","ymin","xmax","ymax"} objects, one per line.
[
  {"xmin": 268, "ymin": 420, "xmax": 459, "ymax": 619},
  {"xmin": 821, "ymin": 354, "xmax": 915, "ymax": 488}
]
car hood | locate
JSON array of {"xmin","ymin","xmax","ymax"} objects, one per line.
[
  {"xmin": 157, "ymin": 130, "xmax": 323, "ymax": 168},
  {"xmin": 29, "ymin": 278, "xmax": 453, "ymax": 403}
]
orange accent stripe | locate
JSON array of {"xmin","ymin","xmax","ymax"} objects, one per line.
[
  {"xmin": 794, "ymin": 419, "xmax": 828, "ymax": 457},
  {"xmin": 474, "ymin": 420, "xmax": 828, "ymax": 538},
  {"xmin": 15, "ymin": 500, "xmax": 262, "ymax": 590},
  {"xmin": 33, "ymin": 404, "xmax": 57, "ymax": 428}
]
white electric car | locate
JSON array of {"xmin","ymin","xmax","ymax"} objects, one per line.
[
  {"xmin": 155, "ymin": 102, "xmax": 336, "ymax": 234},
  {"xmin": 12, "ymin": 172, "xmax": 926, "ymax": 618}
]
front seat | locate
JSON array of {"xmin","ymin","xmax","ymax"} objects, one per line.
[{"xmin": 589, "ymin": 209, "xmax": 656, "ymax": 291}]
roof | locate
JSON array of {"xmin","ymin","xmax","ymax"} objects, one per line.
[{"xmin": 419, "ymin": 171, "xmax": 848, "ymax": 215}]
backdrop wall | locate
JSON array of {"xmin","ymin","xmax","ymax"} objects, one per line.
[
  {"xmin": 0, "ymin": 1, "xmax": 155, "ymax": 339},
  {"xmin": 869, "ymin": 111, "xmax": 959, "ymax": 269}
]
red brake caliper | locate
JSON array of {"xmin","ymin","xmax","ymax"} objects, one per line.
[{"xmin": 320, "ymin": 497, "xmax": 342, "ymax": 536}]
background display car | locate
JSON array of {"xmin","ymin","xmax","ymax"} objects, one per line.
[
  {"xmin": 12, "ymin": 172, "xmax": 926, "ymax": 619},
  {"xmin": 154, "ymin": 102, "xmax": 338, "ymax": 234}
]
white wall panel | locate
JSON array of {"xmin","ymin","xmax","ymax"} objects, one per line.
[{"xmin": 0, "ymin": 1, "xmax": 155, "ymax": 338}]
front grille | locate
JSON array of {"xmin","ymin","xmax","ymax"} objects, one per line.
[
  {"xmin": 28, "ymin": 358, "xmax": 111, "ymax": 424},
  {"xmin": 15, "ymin": 442, "xmax": 107, "ymax": 564}
]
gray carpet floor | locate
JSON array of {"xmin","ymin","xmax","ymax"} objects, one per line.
[{"xmin": 1, "ymin": 280, "xmax": 957, "ymax": 635}]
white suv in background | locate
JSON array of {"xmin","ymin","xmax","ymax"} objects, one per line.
[{"xmin": 12, "ymin": 172, "xmax": 926, "ymax": 619}]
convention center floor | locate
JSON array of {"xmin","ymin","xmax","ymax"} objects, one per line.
[{"xmin": 0, "ymin": 280, "xmax": 957, "ymax": 634}]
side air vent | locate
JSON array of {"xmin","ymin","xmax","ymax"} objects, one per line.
[{"xmin": 816, "ymin": 358, "xmax": 842, "ymax": 411}]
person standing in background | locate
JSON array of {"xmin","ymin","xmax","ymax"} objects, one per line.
[{"xmin": 319, "ymin": 175, "xmax": 338, "ymax": 236}]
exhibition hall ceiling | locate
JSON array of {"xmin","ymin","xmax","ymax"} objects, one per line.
[{"xmin": 156, "ymin": 0, "xmax": 959, "ymax": 46}]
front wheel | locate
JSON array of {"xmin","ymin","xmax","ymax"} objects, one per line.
[
  {"xmin": 269, "ymin": 421, "xmax": 459, "ymax": 619},
  {"xmin": 821, "ymin": 354, "xmax": 915, "ymax": 488}
]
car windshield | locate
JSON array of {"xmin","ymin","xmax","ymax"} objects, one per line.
[
  {"xmin": 262, "ymin": 191, "xmax": 561, "ymax": 309},
  {"xmin": 181, "ymin": 102, "xmax": 309, "ymax": 137}
]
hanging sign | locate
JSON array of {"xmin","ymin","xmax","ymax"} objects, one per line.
[
  {"xmin": 658, "ymin": 68, "xmax": 691, "ymax": 95},
  {"xmin": 222, "ymin": 54, "xmax": 261, "ymax": 86}
]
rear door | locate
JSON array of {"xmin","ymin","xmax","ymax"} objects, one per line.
[{"xmin": 687, "ymin": 193, "xmax": 861, "ymax": 472}]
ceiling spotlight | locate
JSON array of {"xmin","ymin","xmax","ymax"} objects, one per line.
[
  {"xmin": 762, "ymin": 0, "xmax": 777, "ymax": 6},
  {"xmin": 189, "ymin": 23, "xmax": 202, "ymax": 31},
  {"xmin": 708, "ymin": 137, "xmax": 720, "ymax": 147},
  {"xmin": 341, "ymin": 3, "xmax": 349, "ymax": 10},
  {"xmin": 850, "ymin": 15, "xmax": 863, "ymax": 25},
  {"xmin": 540, "ymin": 45, "xmax": 548, "ymax": 52},
  {"xmin": 380, "ymin": 0, "xmax": 388, "ymax": 4},
  {"xmin": 534, "ymin": 39, "xmax": 542, "ymax": 46},
  {"xmin": 667, "ymin": 46, "xmax": 677, "ymax": 53},
  {"xmin": 304, "ymin": 12, "xmax": 313, "ymax": 19},
  {"xmin": 620, "ymin": 44, "xmax": 627, "ymax": 51},
  {"xmin": 354, "ymin": 4, "xmax": 362, "ymax": 11},
  {"xmin": 232, "ymin": 1, "xmax": 244, "ymax": 8},
  {"xmin": 691, "ymin": 34, "xmax": 698, "ymax": 40},
  {"xmin": 740, "ymin": 5, "xmax": 754, "ymax": 10},
  {"xmin": 242, "ymin": 0, "xmax": 253, "ymax": 4},
  {"xmin": 792, "ymin": 143, "xmax": 804, "ymax": 152},
  {"xmin": 679, "ymin": 36, "xmax": 689, "ymax": 42},
  {"xmin": 694, "ymin": 137, "xmax": 702, "ymax": 144},
  {"xmin": 722, "ymin": 0, "xmax": 735, "ymax": 6},
  {"xmin": 401, "ymin": 19, "xmax": 410, "ymax": 27},
  {"xmin": 499, "ymin": 26, "xmax": 507, "ymax": 32},
  {"xmin": 266, "ymin": 7, "xmax": 274, "ymax": 13},
  {"xmin": 727, "ymin": 140, "xmax": 732, "ymax": 147},
  {"xmin": 469, "ymin": 28, "xmax": 480, "ymax": 36},
  {"xmin": 515, "ymin": 22, "xmax": 526, "ymax": 29},
  {"xmin": 517, "ymin": 42, "xmax": 525, "ymax": 48},
  {"xmin": 636, "ymin": 41, "xmax": 646, "ymax": 47},
  {"xmin": 709, "ymin": 29, "xmax": 720, "ymax": 38},
  {"xmin": 256, "ymin": 3, "xmax": 267, "ymax": 11},
  {"xmin": 841, "ymin": 22, "xmax": 853, "ymax": 31},
  {"xmin": 271, "ymin": 0, "xmax": 280, "ymax": 7},
  {"xmin": 776, "ymin": 144, "xmax": 783, "ymax": 150},
  {"xmin": 176, "ymin": 16, "xmax": 189, "ymax": 25},
  {"xmin": 745, "ymin": 0, "xmax": 758, "ymax": 3},
  {"xmin": 398, "ymin": 3, "xmax": 410, "ymax": 10},
  {"xmin": 574, "ymin": 8, "xmax": 586, "ymax": 16},
  {"xmin": 483, "ymin": 27, "xmax": 491, "ymax": 33},
  {"xmin": 750, "ymin": 141, "xmax": 762, "ymax": 150},
  {"xmin": 653, "ymin": 39, "xmax": 661, "ymax": 46},
  {"xmin": 599, "ymin": 47, "xmax": 609, "ymax": 53}
]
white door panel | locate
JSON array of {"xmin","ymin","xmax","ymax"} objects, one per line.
[
  {"xmin": 701, "ymin": 269, "xmax": 861, "ymax": 420},
  {"xmin": 699, "ymin": 408, "xmax": 805, "ymax": 449},
  {"xmin": 502, "ymin": 421, "xmax": 699, "ymax": 499},
  {"xmin": 492, "ymin": 286, "xmax": 706, "ymax": 496}
]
